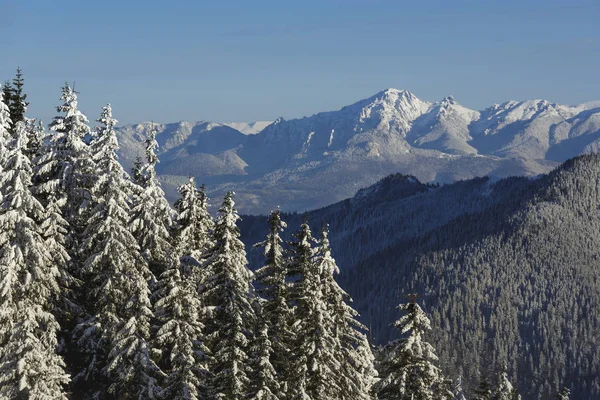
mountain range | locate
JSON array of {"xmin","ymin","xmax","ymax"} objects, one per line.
[{"xmin": 116, "ymin": 89, "xmax": 600, "ymax": 213}]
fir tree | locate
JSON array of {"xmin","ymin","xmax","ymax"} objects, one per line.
[
  {"xmin": 202, "ymin": 191, "xmax": 256, "ymax": 399},
  {"xmin": 23, "ymin": 118, "xmax": 43, "ymax": 161},
  {"xmin": 453, "ymin": 376, "xmax": 468, "ymax": 400},
  {"xmin": 254, "ymin": 209, "xmax": 292, "ymax": 396},
  {"xmin": 9, "ymin": 67, "xmax": 28, "ymax": 125},
  {"xmin": 173, "ymin": 177, "xmax": 214, "ymax": 265},
  {"xmin": 374, "ymin": 298, "xmax": 444, "ymax": 400},
  {"xmin": 0, "ymin": 121, "xmax": 70, "ymax": 399},
  {"xmin": 1, "ymin": 81, "xmax": 13, "ymax": 133},
  {"xmin": 492, "ymin": 367, "xmax": 520, "ymax": 400},
  {"xmin": 556, "ymin": 387, "xmax": 570, "ymax": 400},
  {"xmin": 131, "ymin": 154, "xmax": 145, "ymax": 186},
  {"xmin": 315, "ymin": 224, "xmax": 376, "ymax": 400},
  {"xmin": 130, "ymin": 124, "xmax": 173, "ymax": 278},
  {"xmin": 74, "ymin": 105, "xmax": 160, "ymax": 399},
  {"xmin": 153, "ymin": 255, "xmax": 211, "ymax": 400},
  {"xmin": 248, "ymin": 317, "xmax": 280, "ymax": 400},
  {"xmin": 0, "ymin": 88, "xmax": 11, "ymax": 178},
  {"xmin": 34, "ymin": 83, "xmax": 94, "ymax": 231},
  {"xmin": 286, "ymin": 220, "xmax": 340, "ymax": 400},
  {"xmin": 472, "ymin": 372, "xmax": 493, "ymax": 400}
]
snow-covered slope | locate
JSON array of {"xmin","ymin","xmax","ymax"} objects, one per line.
[
  {"xmin": 222, "ymin": 121, "xmax": 272, "ymax": 135},
  {"xmin": 116, "ymin": 89, "xmax": 600, "ymax": 213}
]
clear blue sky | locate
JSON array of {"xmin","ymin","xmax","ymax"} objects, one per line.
[{"xmin": 1, "ymin": 0, "xmax": 598, "ymax": 126}]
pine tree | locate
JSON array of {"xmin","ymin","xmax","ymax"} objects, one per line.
[
  {"xmin": 34, "ymin": 83, "xmax": 94, "ymax": 231},
  {"xmin": 453, "ymin": 376, "xmax": 468, "ymax": 400},
  {"xmin": 556, "ymin": 387, "xmax": 570, "ymax": 400},
  {"xmin": 153, "ymin": 255, "xmax": 211, "ymax": 400},
  {"xmin": 173, "ymin": 177, "xmax": 214, "ymax": 265},
  {"xmin": 492, "ymin": 367, "xmax": 520, "ymax": 400},
  {"xmin": 285, "ymin": 221, "xmax": 316, "ymax": 400},
  {"xmin": 286, "ymin": 220, "xmax": 341, "ymax": 400},
  {"xmin": 0, "ymin": 87, "xmax": 12, "ymax": 171},
  {"xmin": 0, "ymin": 121, "xmax": 70, "ymax": 399},
  {"xmin": 130, "ymin": 125, "xmax": 173, "ymax": 278},
  {"xmin": 23, "ymin": 118, "xmax": 43, "ymax": 161},
  {"xmin": 248, "ymin": 317, "xmax": 280, "ymax": 400},
  {"xmin": 131, "ymin": 154, "xmax": 145, "ymax": 186},
  {"xmin": 374, "ymin": 298, "xmax": 443, "ymax": 400},
  {"xmin": 74, "ymin": 105, "xmax": 160, "ymax": 399},
  {"xmin": 202, "ymin": 191, "xmax": 256, "ymax": 399},
  {"xmin": 472, "ymin": 372, "xmax": 493, "ymax": 400},
  {"xmin": 315, "ymin": 224, "xmax": 376, "ymax": 400},
  {"xmin": 1, "ymin": 81, "xmax": 14, "ymax": 134},
  {"xmin": 254, "ymin": 209, "xmax": 292, "ymax": 397},
  {"xmin": 9, "ymin": 67, "xmax": 28, "ymax": 125}
]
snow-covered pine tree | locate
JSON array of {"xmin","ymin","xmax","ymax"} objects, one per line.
[
  {"xmin": 202, "ymin": 191, "xmax": 256, "ymax": 399},
  {"xmin": 374, "ymin": 298, "xmax": 444, "ymax": 400},
  {"xmin": 34, "ymin": 83, "xmax": 94, "ymax": 234},
  {"xmin": 556, "ymin": 387, "xmax": 570, "ymax": 400},
  {"xmin": 74, "ymin": 105, "xmax": 160, "ymax": 399},
  {"xmin": 0, "ymin": 87, "xmax": 12, "ymax": 171},
  {"xmin": 472, "ymin": 373, "xmax": 493, "ymax": 400},
  {"xmin": 492, "ymin": 367, "xmax": 520, "ymax": 400},
  {"xmin": 285, "ymin": 221, "xmax": 316, "ymax": 400},
  {"xmin": 248, "ymin": 317, "xmax": 280, "ymax": 400},
  {"xmin": 1, "ymin": 81, "xmax": 13, "ymax": 132},
  {"xmin": 453, "ymin": 376, "xmax": 468, "ymax": 400},
  {"xmin": 153, "ymin": 255, "xmax": 211, "ymax": 400},
  {"xmin": 173, "ymin": 177, "xmax": 215, "ymax": 267},
  {"xmin": 285, "ymin": 220, "xmax": 340, "ymax": 400},
  {"xmin": 315, "ymin": 224, "xmax": 376, "ymax": 400},
  {"xmin": 254, "ymin": 209, "xmax": 292, "ymax": 397},
  {"xmin": 0, "ymin": 121, "xmax": 70, "ymax": 399},
  {"xmin": 131, "ymin": 154, "xmax": 145, "ymax": 187},
  {"xmin": 23, "ymin": 117, "xmax": 43, "ymax": 161},
  {"xmin": 130, "ymin": 124, "xmax": 173, "ymax": 278},
  {"xmin": 432, "ymin": 376, "xmax": 456, "ymax": 400}
]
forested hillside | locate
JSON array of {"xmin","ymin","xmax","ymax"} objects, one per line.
[{"xmin": 241, "ymin": 155, "xmax": 600, "ymax": 399}]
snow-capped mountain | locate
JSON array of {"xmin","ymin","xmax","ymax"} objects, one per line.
[{"xmin": 116, "ymin": 89, "xmax": 600, "ymax": 213}]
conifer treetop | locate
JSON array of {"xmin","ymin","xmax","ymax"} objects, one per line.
[{"xmin": 49, "ymin": 83, "xmax": 90, "ymax": 138}]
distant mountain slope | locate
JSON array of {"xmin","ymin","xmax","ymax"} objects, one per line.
[
  {"xmin": 240, "ymin": 154, "xmax": 600, "ymax": 399},
  {"xmin": 222, "ymin": 121, "xmax": 272, "ymax": 135},
  {"xmin": 116, "ymin": 89, "xmax": 600, "ymax": 213}
]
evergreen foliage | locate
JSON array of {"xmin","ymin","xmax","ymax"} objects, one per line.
[
  {"xmin": 202, "ymin": 191, "xmax": 256, "ymax": 399},
  {"xmin": 315, "ymin": 225, "xmax": 377, "ymax": 400},
  {"xmin": 286, "ymin": 221, "xmax": 342, "ymax": 399},
  {"xmin": 491, "ymin": 367, "xmax": 520, "ymax": 400},
  {"xmin": 557, "ymin": 387, "xmax": 570, "ymax": 400},
  {"xmin": 35, "ymin": 83, "xmax": 94, "ymax": 229},
  {"xmin": 254, "ymin": 209, "xmax": 292, "ymax": 396},
  {"xmin": 130, "ymin": 125, "xmax": 173, "ymax": 278},
  {"xmin": 153, "ymin": 256, "xmax": 211, "ymax": 400},
  {"xmin": 74, "ymin": 105, "xmax": 160, "ymax": 399},
  {"xmin": 174, "ymin": 177, "xmax": 214, "ymax": 264},
  {"xmin": 374, "ymin": 299, "xmax": 444, "ymax": 400},
  {"xmin": 9, "ymin": 67, "xmax": 28, "ymax": 126},
  {"xmin": 0, "ymin": 121, "xmax": 69, "ymax": 399}
]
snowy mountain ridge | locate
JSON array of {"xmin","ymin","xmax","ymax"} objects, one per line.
[{"xmin": 116, "ymin": 88, "xmax": 600, "ymax": 213}]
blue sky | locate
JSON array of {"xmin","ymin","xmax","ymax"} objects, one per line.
[{"xmin": 1, "ymin": 0, "xmax": 598, "ymax": 125}]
